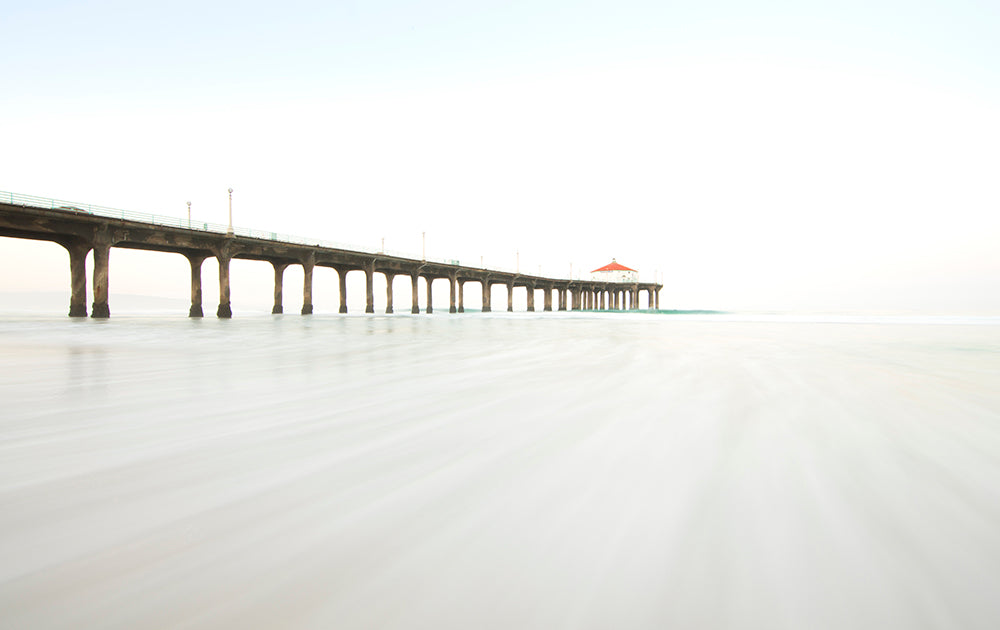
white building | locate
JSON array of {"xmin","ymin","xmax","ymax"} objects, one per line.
[{"xmin": 591, "ymin": 259, "xmax": 638, "ymax": 283}]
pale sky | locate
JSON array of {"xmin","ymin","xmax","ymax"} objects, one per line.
[{"xmin": 2, "ymin": 0, "xmax": 998, "ymax": 313}]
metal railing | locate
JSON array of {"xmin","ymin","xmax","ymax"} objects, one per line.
[
  {"xmin": 0, "ymin": 190, "xmax": 468, "ymax": 268},
  {"xmin": 1, "ymin": 190, "xmax": 660, "ymax": 283}
]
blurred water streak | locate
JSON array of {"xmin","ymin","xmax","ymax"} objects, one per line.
[{"xmin": 1, "ymin": 313, "xmax": 999, "ymax": 629}]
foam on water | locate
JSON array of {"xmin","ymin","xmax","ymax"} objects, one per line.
[{"xmin": 1, "ymin": 312, "xmax": 999, "ymax": 629}]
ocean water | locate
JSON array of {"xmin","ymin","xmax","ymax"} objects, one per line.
[{"xmin": 1, "ymin": 312, "xmax": 999, "ymax": 629}]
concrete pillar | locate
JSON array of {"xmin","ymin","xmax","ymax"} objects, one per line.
[
  {"xmin": 271, "ymin": 262, "xmax": 287, "ymax": 314},
  {"xmin": 599, "ymin": 290, "xmax": 605, "ymax": 311},
  {"xmin": 364, "ymin": 262, "xmax": 375, "ymax": 314},
  {"xmin": 573, "ymin": 288, "xmax": 582, "ymax": 311},
  {"xmin": 338, "ymin": 268, "xmax": 349, "ymax": 313},
  {"xmin": 301, "ymin": 260, "xmax": 314, "ymax": 315},
  {"xmin": 385, "ymin": 273, "xmax": 395, "ymax": 314},
  {"xmin": 186, "ymin": 254, "xmax": 206, "ymax": 317},
  {"xmin": 216, "ymin": 254, "xmax": 232, "ymax": 318},
  {"xmin": 507, "ymin": 282, "xmax": 514, "ymax": 312},
  {"xmin": 62, "ymin": 240, "xmax": 90, "ymax": 317},
  {"xmin": 457, "ymin": 280, "xmax": 465, "ymax": 313},
  {"xmin": 526, "ymin": 285, "xmax": 535, "ymax": 312},
  {"xmin": 410, "ymin": 273, "xmax": 420, "ymax": 313},
  {"xmin": 449, "ymin": 274, "xmax": 457, "ymax": 314},
  {"xmin": 632, "ymin": 287, "xmax": 639, "ymax": 310},
  {"xmin": 90, "ymin": 239, "xmax": 111, "ymax": 318},
  {"xmin": 482, "ymin": 282, "xmax": 492, "ymax": 312},
  {"xmin": 558, "ymin": 288, "xmax": 566, "ymax": 311},
  {"xmin": 425, "ymin": 276, "xmax": 433, "ymax": 314},
  {"xmin": 655, "ymin": 288, "xmax": 660, "ymax": 310},
  {"xmin": 544, "ymin": 287, "xmax": 552, "ymax": 311}
]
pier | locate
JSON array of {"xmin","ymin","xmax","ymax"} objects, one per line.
[{"xmin": 0, "ymin": 192, "xmax": 662, "ymax": 318}]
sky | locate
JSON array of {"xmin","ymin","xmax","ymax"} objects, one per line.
[{"xmin": 2, "ymin": 0, "xmax": 999, "ymax": 313}]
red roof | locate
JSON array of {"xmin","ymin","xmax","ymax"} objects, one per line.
[{"xmin": 591, "ymin": 260, "xmax": 637, "ymax": 273}]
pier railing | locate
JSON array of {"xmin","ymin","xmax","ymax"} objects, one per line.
[
  {"xmin": 1, "ymin": 190, "xmax": 531, "ymax": 274},
  {"xmin": 2, "ymin": 190, "xmax": 662, "ymax": 283}
]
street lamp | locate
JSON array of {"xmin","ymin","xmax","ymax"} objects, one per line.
[
  {"xmin": 227, "ymin": 188, "xmax": 234, "ymax": 236},
  {"xmin": 186, "ymin": 201, "xmax": 191, "ymax": 228},
  {"xmin": 422, "ymin": 232, "xmax": 426, "ymax": 261}
]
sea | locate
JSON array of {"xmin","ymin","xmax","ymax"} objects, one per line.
[{"xmin": 1, "ymin": 310, "xmax": 999, "ymax": 629}]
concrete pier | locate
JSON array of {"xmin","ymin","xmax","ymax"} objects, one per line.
[
  {"xmin": 187, "ymin": 254, "xmax": 206, "ymax": 317},
  {"xmin": 271, "ymin": 262, "xmax": 287, "ymax": 314},
  {"xmin": 385, "ymin": 272, "xmax": 395, "ymax": 314},
  {"xmin": 410, "ymin": 274, "xmax": 420, "ymax": 314},
  {"xmin": 0, "ymin": 198, "xmax": 664, "ymax": 318},
  {"xmin": 60, "ymin": 239, "xmax": 90, "ymax": 317},
  {"xmin": 216, "ymin": 253, "xmax": 232, "ymax": 318},
  {"xmin": 449, "ymin": 274, "xmax": 457, "ymax": 314},
  {"xmin": 337, "ymin": 268, "xmax": 349, "ymax": 314},
  {"xmin": 364, "ymin": 261, "xmax": 375, "ymax": 314},
  {"xmin": 301, "ymin": 259, "xmax": 314, "ymax": 315},
  {"xmin": 482, "ymin": 282, "xmax": 492, "ymax": 313}
]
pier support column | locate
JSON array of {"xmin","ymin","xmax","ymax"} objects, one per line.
[
  {"xmin": 507, "ymin": 282, "xmax": 514, "ymax": 312},
  {"xmin": 544, "ymin": 288, "xmax": 552, "ymax": 311},
  {"xmin": 526, "ymin": 285, "xmax": 535, "ymax": 312},
  {"xmin": 61, "ymin": 240, "xmax": 90, "ymax": 317},
  {"xmin": 337, "ymin": 268, "xmax": 349, "ymax": 313},
  {"xmin": 632, "ymin": 287, "xmax": 639, "ymax": 310},
  {"xmin": 186, "ymin": 254, "xmax": 206, "ymax": 317},
  {"xmin": 216, "ymin": 254, "xmax": 232, "ymax": 318},
  {"xmin": 558, "ymin": 289, "xmax": 566, "ymax": 311},
  {"xmin": 449, "ymin": 274, "xmax": 457, "ymax": 314},
  {"xmin": 91, "ymin": 236, "xmax": 111, "ymax": 318},
  {"xmin": 411, "ymin": 274, "xmax": 420, "ymax": 313},
  {"xmin": 385, "ymin": 273, "xmax": 395, "ymax": 314},
  {"xmin": 457, "ymin": 280, "xmax": 465, "ymax": 313},
  {"xmin": 425, "ymin": 276, "xmax": 433, "ymax": 314},
  {"xmin": 599, "ymin": 291, "xmax": 605, "ymax": 311},
  {"xmin": 655, "ymin": 288, "xmax": 660, "ymax": 310},
  {"xmin": 301, "ymin": 257, "xmax": 314, "ymax": 315},
  {"xmin": 364, "ymin": 261, "xmax": 375, "ymax": 314},
  {"xmin": 271, "ymin": 262, "xmax": 288, "ymax": 314},
  {"xmin": 482, "ymin": 282, "xmax": 492, "ymax": 312}
]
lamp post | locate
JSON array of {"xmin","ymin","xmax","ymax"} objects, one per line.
[
  {"xmin": 227, "ymin": 188, "xmax": 233, "ymax": 236},
  {"xmin": 186, "ymin": 201, "xmax": 191, "ymax": 228},
  {"xmin": 516, "ymin": 249, "xmax": 519, "ymax": 274},
  {"xmin": 422, "ymin": 232, "xmax": 426, "ymax": 261}
]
